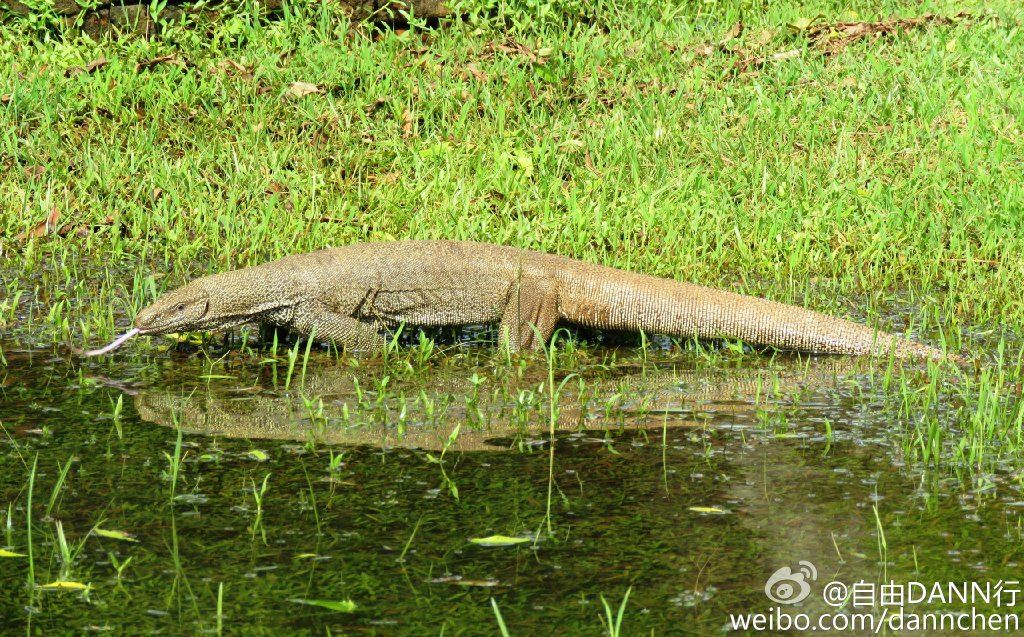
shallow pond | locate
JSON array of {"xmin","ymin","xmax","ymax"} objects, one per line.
[{"xmin": 1, "ymin": 340, "xmax": 1022, "ymax": 635}]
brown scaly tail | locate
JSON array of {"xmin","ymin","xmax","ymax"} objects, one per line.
[{"xmin": 557, "ymin": 266, "xmax": 955, "ymax": 362}]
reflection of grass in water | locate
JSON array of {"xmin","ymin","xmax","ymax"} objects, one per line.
[{"xmin": 873, "ymin": 498, "xmax": 888, "ymax": 582}]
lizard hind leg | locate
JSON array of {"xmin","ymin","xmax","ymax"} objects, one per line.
[{"xmin": 498, "ymin": 274, "xmax": 560, "ymax": 352}]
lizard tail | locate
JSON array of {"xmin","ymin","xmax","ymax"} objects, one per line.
[{"xmin": 556, "ymin": 266, "xmax": 948, "ymax": 361}]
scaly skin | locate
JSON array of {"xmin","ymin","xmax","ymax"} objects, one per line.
[{"xmin": 128, "ymin": 240, "xmax": 946, "ymax": 359}]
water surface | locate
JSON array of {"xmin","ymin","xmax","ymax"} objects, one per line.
[{"xmin": 1, "ymin": 343, "xmax": 1021, "ymax": 634}]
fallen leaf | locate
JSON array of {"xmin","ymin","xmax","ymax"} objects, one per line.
[
  {"xmin": 719, "ymin": 21, "xmax": 744, "ymax": 46},
  {"xmin": 16, "ymin": 206, "xmax": 60, "ymax": 241},
  {"xmin": 469, "ymin": 535, "xmax": 531, "ymax": 546},
  {"xmin": 465, "ymin": 63, "xmax": 487, "ymax": 82},
  {"xmin": 417, "ymin": 141, "xmax": 453, "ymax": 161},
  {"xmin": 217, "ymin": 59, "xmax": 252, "ymax": 79},
  {"xmin": 1, "ymin": 94, "xmax": 10, "ymax": 104},
  {"xmin": 364, "ymin": 97, "xmax": 388, "ymax": 114},
  {"xmin": 136, "ymin": 55, "xmax": 183, "ymax": 72},
  {"xmin": 788, "ymin": 16, "xmax": 817, "ymax": 32},
  {"xmin": 93, "ymin": 528, "xmax": 138, "ymax": 542},
  {"xmin": 688, "ymin": 506, "xmax": 729, "ymax": 514},
  {"xmin": 57, "ymin": 215, "xmax": 116, "ymax": 239},
  {"xmin": 65, "ymin": 57, "xmax": 108, "ymax": 77},
  {"xmin": 483, "ymin": 38, "xmax": 546, "ymax": 65},
  {"xmin": 694, "ymin": 44, "xmax": 715, "ymax": 57},
  {"xmin": 511, "ymin": 150, "xmax": 534, "ymax": 177},
  {"xmin": 770, "ymin": 49, "xmax": 801, "ymax": 62},
  {"xmin": 734, "ymin": 48, "xmax": 800, "ymax": 73},
  {"xmin": 366, "ymin": 171, "xmax": 401, "ymax": 185},
  {"xmin": 40, "ymin": 581, "xmax": 90, "ymax": 591},
  {"xmin": 454, "ymin": 579, "xmax": 500, "ymax": 587},
  {"xmin": 0, "ymin": 548, "xmax": 25, "ymax": 558},
  {"xmin": 288, "ymin": 598, "xmax": 357, "ymax": 612},
  {"xmin": 401, "ymin": 109, "xmax": 414, "ymax": 138},
  {"xmin": 427, "ymin": 575, "xmax": 501, "ymax": 587},
  {"xmin": 286, "ymin": 81, "xmax": 320, "ymax": 99},
  {"xmin": 750, "ymin": 28, "xmax": 776, "ymax": 47}
]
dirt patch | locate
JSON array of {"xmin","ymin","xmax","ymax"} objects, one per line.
[
  {"xmin": 719, "ymin": 12, "xmax": 973, "ymax": 74},
  {"xmin": 803, "ymin": 12, "xmax": 970, "ymax": 55}
]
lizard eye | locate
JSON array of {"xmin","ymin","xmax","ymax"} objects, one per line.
[{"xmin": 176, "ymin": 304, "xmax": 186, "ymax": 312}]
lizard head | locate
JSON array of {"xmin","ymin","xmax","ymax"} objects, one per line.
[{"xmin": 134, "ymin": 283, "xmax": 211, "ymax": 335}]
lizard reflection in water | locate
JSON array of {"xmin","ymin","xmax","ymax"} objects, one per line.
[{"xmin": 132, "ymin": 355, "xmax": 870, "ymax": 451}]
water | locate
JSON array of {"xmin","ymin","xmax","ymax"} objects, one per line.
[{"xmin": 1, "ymin": 342, "xmax": 1022, "ymax": 635}]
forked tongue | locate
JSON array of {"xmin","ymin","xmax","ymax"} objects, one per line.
[{"xmin": 83, "ymin": 328, "xmax": 141, "ymax": 357}]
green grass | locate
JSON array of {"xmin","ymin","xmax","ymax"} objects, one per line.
[{"xmin": 1, "ymin": 0, "xmax": 1023, "ymax": 477}]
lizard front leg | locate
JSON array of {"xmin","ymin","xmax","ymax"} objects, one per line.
[{"xmin": 289, "ymin": 301, "xmax": 387, "ymax": 353}]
